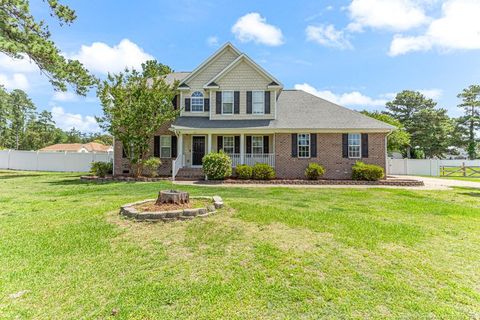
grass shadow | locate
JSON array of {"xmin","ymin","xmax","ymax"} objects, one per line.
[
  {"xmin": 0, "ymin": 173, "xmax": 42, "ymax": 179},
  {"xmin": 46, "ymin": 178, "xmax": 126, "ymax": 186}
]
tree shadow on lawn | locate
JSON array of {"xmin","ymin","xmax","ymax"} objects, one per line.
[
  {"xmin": 0, "ymin": 171, "xmax": 42, "ymax": 179},
  {"xmin": 453, "ymin": 186, "xmax": 480, "ymax": 198},
  {"xmin": 45, "ymin": 178, "xmax": 125, "ymax": 186}
]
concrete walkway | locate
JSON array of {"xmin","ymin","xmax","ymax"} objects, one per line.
[{"xmin": 173, "ymin": 176, "xmax": 480, "ymax": 190}]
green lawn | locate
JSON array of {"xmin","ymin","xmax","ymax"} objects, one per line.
[
  {"xmin": 1, "ymin": 171, "xmax": 479, "ymax": 319},
  {"xmin": 439, "ymin": 166, "xmax": 480, "ymax": 181}
]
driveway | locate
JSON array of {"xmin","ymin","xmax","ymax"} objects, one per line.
[{"xmin": 390, "ymin": 175, "xmax": 480, "ymax": 190}]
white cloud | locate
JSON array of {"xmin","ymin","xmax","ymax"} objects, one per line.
[
  {"xmin": 419, "ymin": 88, "xmax": 443, "ymax": 99},
  {"xmin": 51, "ymin": 106, "xmax": 100, "ymax": 132},
  {"xmin": 0, "ymin": 73, "xmax": 29, "ymax": 90},
  {"xmin": 206, "ymin": 36, "xmax": 219, "ymax": 47},
  {"xmin": 232, "ymin": 13, "xmax": 284, "ymax": 46},
  {"xmin": 70, "ymin": 39, "xmax": 154, "ymax": 74},
  {"xmin": 347, "ymin": 0, "xmax": 429, "ymax": 32},
  {"xmin": 0, "ymin": 54, "xmax": 38, "ymax": 73},
  {"xmin": 294, "ymin": 83, "xmax": 388, "ymax": 107},
  {"xmin": 306, "ymin": 25, "xmax": 353, "ymax": 50},
  {"xmin": 52, "ymin": 91, "xmax": 80, "ymax": 102},
  {"xmin": 389, "ymin": 0, "xmax": 480, "ymax": 55}
]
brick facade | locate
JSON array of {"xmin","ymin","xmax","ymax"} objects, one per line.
[
  {"xmin": 113, "ymin": 122, "xmax": 174, "ymax": 176},
  {"xmin": 274, "ymin": 133, "xmax": 387, "ymax": 180}
]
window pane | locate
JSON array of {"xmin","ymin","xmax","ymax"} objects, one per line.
[
  {"xmin": 252, "ymin": 136, "xmax": 263, "ymax": 154},
  {"xmin": 297, "ymin": 134, "xmax": 310, "ymax": 158},
  {"xmin": 161, "ymin": 147, "xmax": 171, "ymax": 158},
  {"xmin": 252, "ymin": 91, "xmax": 264, "ymax": 114},
  {"xmin": 160, "ymin": 136, "xmax": 171, "ymax": 158},
  {"xmin": 222, "ymin": 91, "xmax": 234, "ymax": 114},
  {"xmin": 223, "ymin": 136, "xmax": 234, "ymax": 154},
  {"xmin": 348, "ymin": 133, "xmax": 361, "ymax": 158}
]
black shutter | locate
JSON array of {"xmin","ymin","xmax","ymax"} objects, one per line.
[
  {"xmin": 265, "ymin": 91, "xmax": 271, "ymax": 114},
  {"xmin": 216, "ymin": 91, "xmax": 222, "ymax": 114},
  {"xmin": 172, "ymin": 95, "xmax": 178, "ymax": 110},
  {"xmin": 234, "ymin": 136, "xmax": 240, "ymax": 154},
  {"xmin": 263, "ymin": 136, "xmax": 269, "ymax": 154},
  {"xmin": 246, "ymin": 136, "xmax": 252, "ymax": 153},
  {"xmin": 122, "ymin": 146, "xmax": 127, "ymax": 158},
  {"xmin": 234, "ymin": 91, "xmax": 240, "ymax": 114},
  {"xmin": 342, "ymin": 134, "xmax": 348, "ymax": 158},
  {"xmin": 361, "ymin": 133, "xmax": 369, "ymax": 158},
  {"xmin": 291, "ymin": 134, "xmax": 298, "ymax": 157},
  {"xmin": 217, "ymin": 136, "xmax": 223, "ymax": 151},
  {"xmin": 171, "ymin": 136, "xmax": 177, "ymax": 158},
  {"xmin": 185, "ymin": 98, "xmax": 191, "ymax": 112},
  {"xmin": 311, "ymin": 134, "xmax": 317, "ymax": 158},
  {"xmin": 246, "ymin": 91, "xmax": 252, "ymax": 114},
  {"xmin": 154, "ymin": 136, "xmax": 160, "ymax": 157},
  {"xmin": 204, "ymin": 98, "xmax": 210, "ymax": 112}
]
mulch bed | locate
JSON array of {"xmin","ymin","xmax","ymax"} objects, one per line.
[
  {"xmin": 80, "ymin": 175, "xmax": 171, "ymax": 182},
  {"xmin": 200, "ymin": 178, "xmax": 424, "ymax": 187},
  {"xmin": 135, "ymin": 199, "xmax": 210, "ymax": 212}
]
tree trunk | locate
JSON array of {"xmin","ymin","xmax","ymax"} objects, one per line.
[{"xmin": 156, "ymin": 190, "xmax": 189, "ymax": 205}]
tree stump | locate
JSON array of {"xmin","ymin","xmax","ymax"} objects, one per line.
[{"xmin": 156, "ymin": 190, "xmax": 189, "ymax": 205}]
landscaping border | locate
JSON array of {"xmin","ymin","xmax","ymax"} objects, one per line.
[
  {"xmin": 199, "ymin": 178, "xmax": 424, "ymax": 187},
  {"xmin": 81, "ymin": 175, "xmax": 171, "ymax": 182},
  {"xmin": 119, "ymin": 196, "xmax": 223, "ymax": 222}
]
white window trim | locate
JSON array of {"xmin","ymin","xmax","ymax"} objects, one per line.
[
  {"xmin": 252, "ymin": 90, "xmax": 265, "ymax": 115},
  {"xmin": 348, "ymin": 133, "xmax": 362, "ymax": 159},
  {"xmin": 221, "ymin": 90, "xmax": 234, "ymax": 115},
  {"xmin": 251, "ymin": 135, "xmax": 264, "ymax": 154},
  {"xmin": 191, "ymin": 91, "xmax": 204, "ymax": 113},
  {"xmin": 222, "ymin": 135, "xmax": 235, "ymax": 154},
  {"xmin": 297, "ymin": 133, "xmax": 311, "ymax": 159},
  {"xmin": 160, "ymin": 135, "xmax": 172, "ymax": 158}
]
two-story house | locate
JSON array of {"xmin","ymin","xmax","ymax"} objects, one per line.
[{"xmin": 113, "ymin": 42, "xmax": 394, "ymax": 180}]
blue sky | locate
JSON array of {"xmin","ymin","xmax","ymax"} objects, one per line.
[{"xmin": 1, "ymin": 0, "xmax": 479, "ymax": 132}]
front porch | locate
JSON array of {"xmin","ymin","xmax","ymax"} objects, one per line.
[{"xmin": 172, "ymin": 133, "xmax": 275, "ymax": 179}]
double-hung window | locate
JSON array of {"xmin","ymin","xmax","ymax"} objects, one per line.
[
  {"xmin": 252, "ymin": 91, "xmax": 264, "ymax": 115},
  {"xmin": 298, "ymin": 134, "xmax": 310, "ymax": 158},
  {"xmin": 252, "ymin": 136, "xmax": 264, "ymax": 154},
  {"xmin": 348, "ymin": 133, "xmax": 361, "ymax": 158},
  {"xmin": 191, "ymin": 91, "xmax": 204, "ymax": 112},
  {"xmin": 222, "ymin": 91, "xmax": 234, "ymax": 114},
  {"xmin": 223, "ymin": 136, "xmax": 235, "ymax": 154},
  {"xmin": 160, "ymin": 136, "xmax": 171, "ymax": 158}
]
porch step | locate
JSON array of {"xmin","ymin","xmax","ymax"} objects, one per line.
[{"xmin": 175, "ymin": 168, "xmax": 205, "ymax": 181}]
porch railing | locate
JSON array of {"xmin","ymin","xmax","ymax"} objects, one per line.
[
  {"xmin": 227, "ymin": 153, "xmax": 275, "ymax": 168},
  {"xmin": 172, "ymin": 153, "xmax": 184, "ymax": 180}
]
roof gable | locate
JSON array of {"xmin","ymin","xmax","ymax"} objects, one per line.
[
  {"xmin": 204, "ymin": 54, "xmax": 283, "ymax": 89},
  {"xmin": 179, "ymin": 43, "xmax": 241, "ymax": 88}
]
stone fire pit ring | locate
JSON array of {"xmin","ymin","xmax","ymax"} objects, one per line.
[{"xmin": 120, "ymin": 196, "xmax": 223, "ymax": 222}]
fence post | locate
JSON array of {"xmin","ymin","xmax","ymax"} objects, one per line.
[
  {"xmin": 462, "ymin": 162, "xmax": 466, "ymax": 177},
  {"xmin": 7, "ymin": 149, "xmax": 11, "ymax": 169},
  {"xmin": 36, "ymin": 151, "xmax": 39, "ymax": 171}
]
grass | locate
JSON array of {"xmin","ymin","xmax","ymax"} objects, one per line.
[
  {"xmin": 439, "ymin": 166, "xmax": 480, "ymax": 181},
  {"xmin": 0, "ymin": 170, "xmax": 479, "ymax": 319}
]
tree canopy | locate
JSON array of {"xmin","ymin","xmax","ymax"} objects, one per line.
[
  {"xmin": 0, "ymin": 0, "xmax": 96, "ymax": 95},
  {"xmin": 96, "ymin": 60, "xmax": 179, "ymax": 177},
  {"xmin": 457, "ymin": 84, "xmax": 480, "ymax": 159},
  {"xmin": 361, "ymin": 111, "xmax": 410, "ymax": 153}
]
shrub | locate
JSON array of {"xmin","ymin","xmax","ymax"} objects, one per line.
[
  {"xmin": 90, "ymin": 161, "xmax": 113, "ymax": 177},
  {"xmin": 143, "ymin": 157, "xmax": 162, "ymax": 177},
  {"xmin": 252, "ymin": 163, "xmax": 275, "ymax": 180},
  {"xmin": 305, "ymin": 163, "xmax": 325, "ymax": 180},
  {"xmin": 202, "ymin": 151, "xmax": 232, "ymax": 180},
  {"xmin": 352, "ymin": 161, "xmax": 384, "ymax": 181},
  {"xmin": 235, "ymin": 164, "xmax": 253, "ymax": 179}
]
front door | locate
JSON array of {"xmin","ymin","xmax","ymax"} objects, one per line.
[{"xmin": 192, "ymin": 136, "xmax": 205, "ymax": 166}]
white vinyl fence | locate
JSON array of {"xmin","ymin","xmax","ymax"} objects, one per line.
[
  {"xmin": 388, "ymin": 158, "xmax": 480, "ymax": 176},
  {"xmin": 0, "ymin": 150, "xmax": 113, "ymax": 172}
]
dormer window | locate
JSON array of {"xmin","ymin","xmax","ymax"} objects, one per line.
[
  {"xmin": 191, "ymin": 91, "xmax": 204, "ymax": 112},
  {"xmin": 252, "ymin": 91, "xmax": 265, "ymax": 114}
]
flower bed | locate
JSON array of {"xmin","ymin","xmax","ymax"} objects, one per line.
[
  {"xmin": 199, "ymin": 178, "xmax": 424, "ymax": 187},
  {"xmin": 119, "ymin": 196, "xmax": 223, "ymax": 222},
  {"xmin": 81, "ymin": 175, "xmax": 171, "ymax": 182}
]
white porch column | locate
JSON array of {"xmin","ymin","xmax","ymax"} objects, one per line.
[
  {"xmin": 240, "ymin": 133, "xmax": 245, "ymax": 164},
  {"xmin": 178, "ymin": 134, "xmax": 183, "ymax": 165},
  {"xmin": 207, "ymin": 133, "xmax": 212, "ymax": 154}
]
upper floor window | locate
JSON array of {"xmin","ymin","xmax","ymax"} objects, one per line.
[
  {"xmin": 222, "ymin": 91, "xmax": 234, "ymax": 115},
  {"xmin": 252, "ymin": 91, "xmax": 264, "ymax": 115},
  {"xmin": 223, "ymin": 136, "xmax": 235, "ymax": 154},
  {"xmin": 191, "ymin": 91, "xmax": 204, "ymax": 112},
  {"xmin": 298, "ymin": 133, "xmax": 310, "ymax": 158},
  {"xmin": 348, "ymin": 133, "xmax": 361, "ymax": 158}
]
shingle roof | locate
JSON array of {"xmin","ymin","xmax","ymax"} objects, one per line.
[
  {"xmin": 39, "ymin": 142, "xmax": 112, "ymax": 152},
  {"xmin": 172, "ymin": 90, "xmax": 395, "ymax": 131},
  {"xmin": 164, "ymin": 72, "xmax": 190, "ymax": 85}
]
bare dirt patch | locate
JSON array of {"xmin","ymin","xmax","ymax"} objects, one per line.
[{"xmin": 134, "ymin": 199, "xmax": 211, "ymax": 212}]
